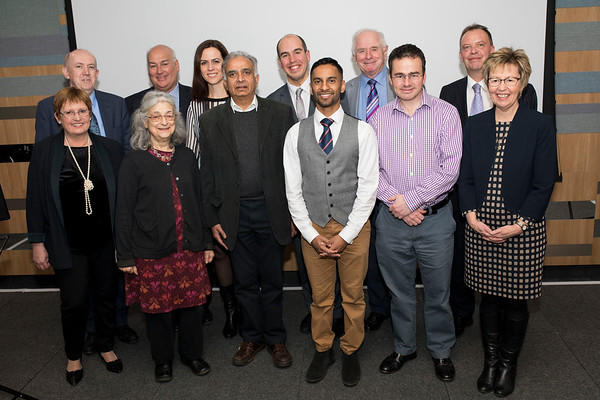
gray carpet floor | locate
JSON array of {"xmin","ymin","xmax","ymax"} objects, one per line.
[{"xmin": 1, "ymin": 285, "xmax": 599, "ymax": 399}]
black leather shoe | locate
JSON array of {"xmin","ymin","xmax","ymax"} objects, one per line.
[
  {"xmin": 332, "ymin": 317, "xmax": 345, "ymax": 337},
  {"xmin": 433, "ymin": 357, "xmax": 455, "ymax": 382},
  {"xmin": 155, "ymin": 362, "xmax": 173, "ymax": 383},
  {"xmin": 66, "ymin": 369, "xmax": 83, "ymax": 386},
  {"xmin": 365, "ymin": 312, "xmax": 389, "ymax": 332},
  {"xmin": 454, "ymin": 315, "xmax": 474, "ymax": 337},
  {"xmin": 300, "ymin": 312, "xmax": 311, "ymax": 334},
  {"xmin": 342, "ymin": 352, "xmax": 361, "ymax": 387},
  {"xmin": 100, "ymin": 354, "xmax": 123, "ymax": 373},
  {"xmin": 116, "ymin": 325, "xmax": 139, "ymax": 344},
  {"xmin": 181, "ymin": 357, "xmax": 211, "ymax": 376},
  {"xmin": 306, "ymin": 349, "xmax": 334, "ymax": 383},
  {"xmin": 379, "ymin": 351, "xmax": 417, "ymax": 374},
  {"xmin": 83, "ymin": 331, "xmax": 95, "ymax": 355}
]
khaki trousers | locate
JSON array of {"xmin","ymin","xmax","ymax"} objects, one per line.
[{"xmin": 301, "ymin": 219, "xmax": 370, "ymax": 354}]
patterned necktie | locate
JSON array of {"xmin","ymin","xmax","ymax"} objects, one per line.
[
  {"xmin": 470, "ymin": 83, "xmax": 483, "ymax": 116},
  {"xmin": 366, "ymin": 79, "xmax": 379, "ymax": 122},
  {"xmin": 319, "ymin": 118, "xmax": 334, "ymax": 155},
  {"xmin": 296, "ymin": 87, "xmax": 306, "ymax": 120},
  {"xmin": 89, "ymin": 111, "xmax": 101, "ymax": 135}
]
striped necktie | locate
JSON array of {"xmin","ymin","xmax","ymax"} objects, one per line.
[
  {"xmin": 366, "ymin": 79, "xmax": 379, "ymax": 122},
  {"xmin": 319, "ymin": 118, "xmax": 334, "ymax": 155},
  {"xmin": 470, "ymin": 83, "xmax": 483, "ymax": 116}
]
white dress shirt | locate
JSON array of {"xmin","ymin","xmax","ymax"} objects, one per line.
[
  {"xmin": 283, "ymin": 105, "xmax": 379, "ymax": 244},
  {"xmin": 230, "ymin": 95, "xmax": 258, "ymax": 113}
]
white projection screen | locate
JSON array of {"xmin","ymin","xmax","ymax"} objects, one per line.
[{"xmin": 71, "ymin": 0, "xmax": 547, "ymax": 108}]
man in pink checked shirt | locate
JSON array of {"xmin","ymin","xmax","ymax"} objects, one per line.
[{"xmin": 368, "ymin": 44, "xmax": 462, "ymax": 383}]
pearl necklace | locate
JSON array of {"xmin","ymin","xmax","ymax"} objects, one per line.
[{"xmin": 65, "ymin": 135, "xmax": 94, "ymax": 215}]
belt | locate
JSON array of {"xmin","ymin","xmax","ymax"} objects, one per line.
[{"xmin": 423, "ymin": 197, "xmax": 449, "ymax": 216}]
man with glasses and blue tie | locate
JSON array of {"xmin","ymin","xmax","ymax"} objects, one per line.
[
  {"xmin": 34, "ymin": 48, "xmax": 137, "ymax": 353},
  {"xmin": 341, "ymin": 28, "xmax": 394, "ymax": 334},
  {"xmin": 371, "ymin": 44, "xmax": 462, "ymax": 383},
  {"xmin": 440, "ymin": 24, "xmax": 538, "ymax": 338}
]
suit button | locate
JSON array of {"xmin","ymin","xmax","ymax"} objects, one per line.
[
  {"xmin": 328, "ymin": 183, "xmax": 331, "ymax": 186},
  {"xmin": 328, "ymin": 214, "xmax": 332, "ymax": 218},
  {"xmin": 175, "ymin": 176, "xmax": 179, "ymax": 181},
  {"xmin": 329, "ymin": 193, "xmax": 332, "ymax": 197},
  {"xmin": 327, "ymin": 171, "xmax": 330, "ymax": 175},
  {"xmin": 326, "ymin": 160, "xmax": 330, "ymax": 164},
  {"xmin": 330, "ymin": 204, "xmax": 333, "ymax": 207}
]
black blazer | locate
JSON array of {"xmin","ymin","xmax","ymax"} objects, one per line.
[
  {"xmin": 115, "ymin": 146, "xmax": 212, "ymax": 266},
  {"xmin": 26, "ymin": 133, "xmax": 123, "ymax": 270},
  {"xmin": 198, "ymin": 97, "xmax": 295, "ymax": 251},
  {"xmin": 35, "ymin": 90, "xmax": 131, "ymax": 151},
  {"xmin": 458, "ymin": 105, "xmax": 557, "ymax": 221},
  {"xmin": 125, "ymin": 83, "xmax": 191, "ymax": 122},
  {"xmin": 439, "ymin": 76, "xmax": 538, "ymax": 126},
  {"xmin": 267, "ymin": 84, "xmax": 316, "ymax": 123}
]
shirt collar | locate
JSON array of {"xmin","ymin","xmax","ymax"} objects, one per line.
[
  {"xmin": 393, "ymin": 87, "xmax": 432, "ymax": 114},
  {"xmin": 89, "ymin": 90, "xmax": 97, "ymax": 107},
  {"xmin": 314, "ymin": 105, "xmax": 344, "ymax": 124},
  {"xmin": 286, "ymin": 79, "xmax": 310, "ymax": 95},
  {"xmin": 360, "ymin": 67, "xmax": 388, "ymax": 88},
  {"xmin": 467, "ymin": 75, "xmax": 488, "ymax": 94},
  {"xmin": 230, "ymin": 95, "xmax": 259, "ymax": 113}
]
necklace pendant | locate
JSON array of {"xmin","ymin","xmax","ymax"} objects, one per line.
[{"xmin": 84, "ymin": 179, "xmax": 94, "ymax": 191}]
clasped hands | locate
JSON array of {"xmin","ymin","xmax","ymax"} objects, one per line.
[
  {"xmin": 388, "ymin": 194, "xmax": 426, "ymax": 227},
  {"xmin": 311, "ymin": 234, "xmax": 347, "ymax": 258},
  {"xmin": 465, "ymin": 212, "xmax": 522, "ymax": 243}
]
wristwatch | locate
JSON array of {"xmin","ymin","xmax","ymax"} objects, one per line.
[{"xmin": 516, "ymin": 220, "xmax": 528, "ymax": 231}]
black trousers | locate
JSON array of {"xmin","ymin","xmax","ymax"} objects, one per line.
[
  {"xmin": 145, "ymin": 306, "xmax": 204, "ymax": 364},
  {"xmin": 231, "ymin": 199, "xmax": 286, "ymax": 345},
  {"xmin": 53, "ymin": 239, "xmax": 117, "ymax": 360}
]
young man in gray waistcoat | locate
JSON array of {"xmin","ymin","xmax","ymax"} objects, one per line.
[{"xmin": 283, "ymin": 57, "xmax": 378, "ymax": 387}]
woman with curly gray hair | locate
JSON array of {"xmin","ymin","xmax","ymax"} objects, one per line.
[{"xmin": 115, "ymin": 91, "xmax": 214, "ymax": 382}]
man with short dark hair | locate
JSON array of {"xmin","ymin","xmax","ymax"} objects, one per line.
[
  {"xmin": 439, "ymin": 24, "xmax": 538, "ymax": 337},
  {"xmin": 125, "ymin": 44, "xmax": 191, "ymax": 120},
  {"xmin": 341, "ymin": 28, "xmax": 394, "ymax": 333},
  {"xmin": 372, "ymin": 44, "xmax": 462, "ymax": 382},
  {"xmin": 284, "ymin": 57, "xmax": 378, "ymax": 386},
  {"xmin": 199, "ymin": 51, "xmax": 295, "ymax": 369}
]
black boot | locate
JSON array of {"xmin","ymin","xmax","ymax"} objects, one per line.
[
  {"xmin": 220, "ymin": 285, "xmax": 238, "ymax": 339},
  {"xmin": 477, "ymin": 310, "xmax": 502, "ymax": 393},
  {"xmin": 494, "ymin": 314, "xmax": 529, "ymax": 397}
]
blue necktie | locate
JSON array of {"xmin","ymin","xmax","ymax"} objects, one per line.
[
  {"xmin": 366, "ymin": 79, "xmax": 379, "ymax": 122},
  {"xmin": 89, "ymin": 112, "xmax": 101, "ymax": 135},
  {"xmin": 471, "ymin": 83, "xmax": 483, "ymax": 116},
  {"xmin": 319, "ymin": 118, "xmax": 334, "ymax": 155}
]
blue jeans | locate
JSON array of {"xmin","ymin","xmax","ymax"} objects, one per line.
[{"xmin": 376, "ymin": 202, "xmax": 456, "ymax": 359}]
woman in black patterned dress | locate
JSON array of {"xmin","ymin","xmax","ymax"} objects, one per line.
[{"xmin": 458, "ymin": 48, "xmax": 557, "ymax": 397}]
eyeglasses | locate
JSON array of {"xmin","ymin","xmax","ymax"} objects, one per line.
[
  {"xmin": 392, "ymin": 73, "xmax": 422, "ymax": 81},
  {"xmin": 488, "ymin": 77, "xmax": 521, "ymax": 87},
  {"xmin": 147, "ymin": 113, "xmax": 175, "ymax": 124},
  {"xmin": 60, "ymin": 109, "xmax": 90, "ymax": 119}
]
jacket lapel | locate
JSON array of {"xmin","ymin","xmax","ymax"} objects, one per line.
[
  {"xmin": 257, "ymin": 97, "xmax": 272, "ymax": 158},
  {"xmin": 217, "ymin": 103, "xmax": 238, "ymax": 160}
]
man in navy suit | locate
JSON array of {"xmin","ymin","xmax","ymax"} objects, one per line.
[
  {"xmin": 35, "ymin": 49, "xmax": 131, "ymax": 151},
  {"xmin": 341, "ymin": 29, "xmax": 393, "ymax": 332},
  {"xmin": 125, "ymin": 44, "xmax": 191, "ymax": 120},
  {"xmin": 34, "ymin": 48, "xmax": 138, "ymax": 350},
  {"xmin": 439, "ymin": 24, "xmax": 537, "ymax": 337}
]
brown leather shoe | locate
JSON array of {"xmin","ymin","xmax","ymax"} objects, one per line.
[
  {"xmin": 268, "ymin": 343, "xmax": 292, "ymax": 368},
  {"xmin": 232, "ymin": 341, "xmax": 264, "ymax": 366}
]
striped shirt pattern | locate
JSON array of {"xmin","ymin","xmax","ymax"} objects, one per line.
[{"xmin": 369, "ymin": 90, "xmax": 462, "ymax": 210}]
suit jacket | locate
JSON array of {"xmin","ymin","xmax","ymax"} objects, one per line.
[
  {"xmin": 341, "ymin": 70, "xmax": 395, "ymax": 119},
  {"xmin": 267, "ymin": 84, "xmax": 316, "ymax": 123},
  {"xmin": 439, "ymin": 76, "xmax": 538, "ymax": 127},
  {"xmin": 198, "ymin": 97, "xmax": 295, "ymax": 251},
  {"xmin": 125, "ymin": 83, "xmax": 191, "ymax": 122},
  {"xmin": 458, "ymin": 105, "xmax": 557, "ymax": 221},
  {"xmin": 35, "ymin": 90, "xmax": 131, "ymax": 151},
  {"xmin": 26, "ymin": 132, "xmax": 123, "ymax": 270}
]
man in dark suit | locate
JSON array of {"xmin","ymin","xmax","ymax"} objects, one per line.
[
  {"xmin": 199, "ymin": 51, "xmax": 295, "ymax": 369},
  {"xmin": 439, "ymin": 23, "xmax": 538, "ymax": 337},
  {"xmin": 125, "ymin": 45, "xmax": 191, "ymax": 120},
  {"xmin": 341, "ymin": 29, "xmax": 393, "ymax": 332},
  {"xmin": 34, "ymin": 49, "xmax": 137, "ymax": 348},
  {"xmin": 35, "ymin": 49, "xmax": 131, "ymax": 151}
]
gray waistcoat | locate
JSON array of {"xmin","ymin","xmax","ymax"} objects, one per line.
[{"xmin": 298, "ymin": 114, "xmax": 359, "ymax": 228}]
